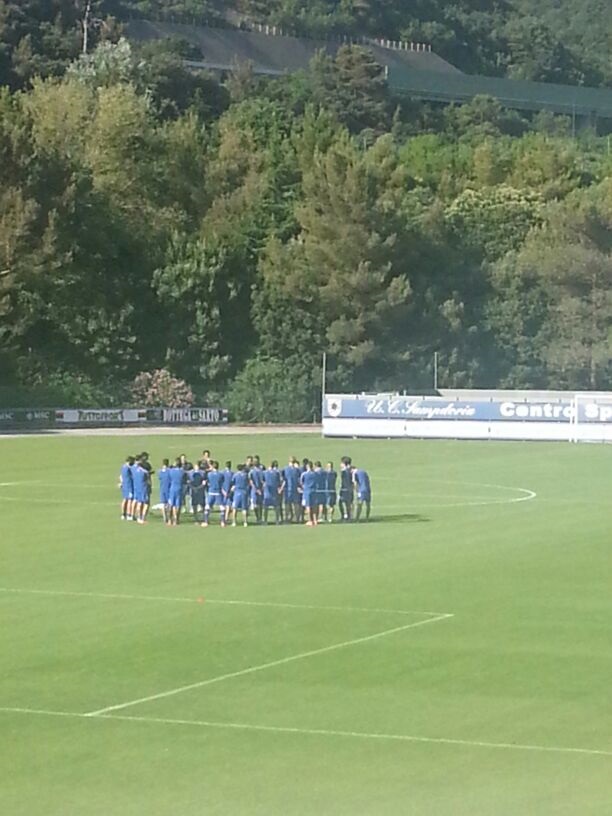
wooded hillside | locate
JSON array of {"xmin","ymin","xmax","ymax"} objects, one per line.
[{"xmin": 0, "ymin": 2, "xmax": 610, "ymax": 417}]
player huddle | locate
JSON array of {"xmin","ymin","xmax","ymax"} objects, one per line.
[{"xmin": 119, "ymin": 450, "xmax": 372, "ymax": 527}]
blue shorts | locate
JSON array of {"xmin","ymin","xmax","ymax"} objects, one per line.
[
  {"xmin": 285, "ymin": 489, "xmax": 299, "ymax": 504},
  {"xmin": 314, "ymin": 491, "xmax": 325, "ymax": 506},
  {"xmin": 263, "ymin": 493, "xmax": 278, "ymax": 508},
  {"xmin": 357, "ymin": 490, "xmax": 371, "ymax": 503},
  {"xmin": 134, "ymin": 488, "xmax": 147, "ymax": 504},
  {"xmin": 340, "ymin": 489, "xmax": 353, "ymax": 503},
  {"xmin": 168, "ymin": 489, "xmax": 183, "ymax": 509},
  {"xmin": 302, "ymin": 492, "xmax": 316, "ymax": 509},
  {"xmin": 206, "ymin": 492, "xmax": 222, "ymax": 509},
  {"xmin": 326, "ymin": 491, "xmax": 337, "ymax": 507},
  {"xmin": 250, "ymin": 490, "xmax": 263, "ymax": 507},
  {"xmin": 121, "ymin": 486, "xmax": 133, "ymax": 501},
  {"xmin": 160, "ymin": 489, "xmax": 170, "ymax": 505},
  {"xmin": 233, "ymin": 491, "xmax": 248, "ymax": 511}
]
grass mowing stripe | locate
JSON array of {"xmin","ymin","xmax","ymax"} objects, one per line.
[
  {"xmin": 2, "ymin": 436, "xmax": 610, "ymax": 814},
  {"xmin": 1, "ymin": 708, "xmax": 610, "ymax": 759},
  {"xmin": 84, "ymin": 613, "xmax": 454, "ymax": 717}
]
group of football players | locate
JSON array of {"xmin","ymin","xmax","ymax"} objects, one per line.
[{"xmin": 119, "ymin": 450, "xmax": 372, "ymax": 528}]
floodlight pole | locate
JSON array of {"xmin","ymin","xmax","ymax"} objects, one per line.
[
  {"xmin": 433, "ymin": 351, "xmax": 439, "ymax": 391},
  {"xmin": 82, "ymin": 0, "xmax": 92, "ymax": 55},
  {"xmin": 320, "ymin": 352, "xmax": 327, "ymax": 429},
  {"xmin": 322, "ymin": 351, "xmax": 327, "ymax": 396}
]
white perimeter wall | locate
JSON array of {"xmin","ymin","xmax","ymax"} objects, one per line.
[{"xmin": 323, "ymin": 418, "xmax": 612, "ymax": 442}]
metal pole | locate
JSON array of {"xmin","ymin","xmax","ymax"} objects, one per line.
[
  {"xmin": 322, "ymin": 352, "xmax": 327, "ymax": 398},
  {"xmin": 321, "ymin": 352, "xmax": 327, "ymax": 429},
  {"xmin": 82, "ymin": 0, "xmax": 92, "ymax": 55},
  {"xmin": 434, "ymin": 352, "xmax": 439, "ymax": 391}
]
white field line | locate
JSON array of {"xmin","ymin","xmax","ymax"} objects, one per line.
[
  {"xmin": 378, "ymin": 497, "xmax": 536, "ymax": 510},
  {"xmin": 375, "ymin": 478, "xmax": 537, "ymax": 508},
  {"xmin": 0, "ymin": 587, "xmax": 450, "ymax": 618},
  {"xmin": 0, "ymin": 479, "xmax": 537, "ymax": 511},
  {"xmin": 85, "ymin": 613, "xmax": 454, "ymax": 717},
  {"xmin": 0, "ymin": 494, "xmax": 537, "ymax": 510},
  {"xmin": 1, "ymin": 707, "xmax": 610, "ymax": 759}
]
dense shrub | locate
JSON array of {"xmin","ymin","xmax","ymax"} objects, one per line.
[
  {"xmin": 226, "ymin": 357, "xmax": 318, "ymax": 423},
  {"xmin": 130, "ymin": 369, "xmax": 194, "ymax": 407}
]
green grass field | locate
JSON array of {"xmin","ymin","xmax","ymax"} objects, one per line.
[{"xmin": 1, "ymin": 432, "xmax": 611, "ymax": 815}]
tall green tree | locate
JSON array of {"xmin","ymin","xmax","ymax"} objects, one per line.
[
  {"xmin": 309, "ymin": 46, "xmax": 391, "ymax": 136},
  {"xmin": 487, "ymin": 182, "xmax": 612, "ymax": 388}
]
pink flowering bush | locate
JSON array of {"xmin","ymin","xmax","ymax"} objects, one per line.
[{"xmin": 130, "ymin": 369, "xmax": 194, "ymax": 408}]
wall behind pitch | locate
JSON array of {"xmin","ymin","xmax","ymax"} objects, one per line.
[{"xmin": 322, "ymin": 394, "xmax": 612, "ymax": 442}]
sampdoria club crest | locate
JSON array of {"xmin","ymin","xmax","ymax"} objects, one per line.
[{"xmin": 327, "ymin": 398, "xmax": 342, "ymax": 417}]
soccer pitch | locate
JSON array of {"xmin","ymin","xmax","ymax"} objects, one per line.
[{"xmin": 1, "ymin": 432, "xmax": 611, "ymax": 815}]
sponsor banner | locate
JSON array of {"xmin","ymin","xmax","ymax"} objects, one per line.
[
  {"xmin": 162, "ymin": 407, "xmax": 228, "ymax": 425},
  {"xmin": 0, "ymin": 407, "xmax": 228, "ymax": 428},
  {"xmin": 577, "ymin": 401, "xmax": 612, "ymax": 423},
  {"xmin": 55, "ymin": 407, "xmax": 228, "ymax": 425},
  {"xmin": 324, "ymin": 395, "xmax": 612, "ymax": 424},
  {"xmin": 55, "ymin": 409, "xmax": 144, "ymax": 424},
  {"xmin": 0, "ymin": 409, "xmax": 56, "ymax": 427}
]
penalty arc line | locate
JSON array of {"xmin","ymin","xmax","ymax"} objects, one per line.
[
  {"xmin": 84, "ymin": 613, "xmax": 454, "ymax": 717},
  {"xmin": 0, "ymin": 587, "xmax": 450, "ymax": 618},
  {"xmin": 0, "ymin": 480, "xmax": 538, "ymax": 511},
  {"xmin": 1, "ymin": 708, "xmax": 611, "ymax": 759}
]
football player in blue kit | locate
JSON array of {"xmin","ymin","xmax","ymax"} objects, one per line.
[
  {"xmin": 132, "ymin": 458, "xmax": 150, "ymax": 524},
  {"xmin": 231, "ymin": 464, "xmax": 250, "ymax": 527},
  {"xmin": 249, "ymin": 461, "xmax": 264, "ymax": 523},
  {"xmin": 263, "ymin": 461, "xmax": 282, "ymax": 525},
  {"xmin": 117, "ymin": 447, "xmax": 369, "ymax": 529},
  {"xmin": 300, "ymin": 461, "xmax": 318, "ymax": 526},
  {"xmin": 353, "ymin": 465, "xmax": 372, "ymax": 521},
  {"xmin": 282, "ymin": 458, "xmax": 300, "ymax": 523},
  {"xmin": 158, "ymin": 458, "xmax": 171, "ymax": 524},
  {"xmin": 119, "ymin": 456, "xmax": 135, "ymax": 520},
  {"xmin": 204, "ymin": 461, "xmax": 225, "ymax": 527},
  {"xmin": 168, "ymin": 459, "xmax": 187, "ymax": 526},
  {"xmin": 313, "ymin": 461, "xmax": 327, "ymax": 523},
  {"xmin": 324, "ymin": 461, "xmax": 337, "ymax": 523},
  {"xmin": 139, "ymin": 452, "xmax": 154, "ymax": 523},
  {"xmin": 297, "ymin": 457, "xmax": 310, "ymax": 522},
  {"xmin": 221, "ymin": 460, "xmax": 233, "ymax": 526}
]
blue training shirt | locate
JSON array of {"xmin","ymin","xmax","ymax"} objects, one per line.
[
  {"xmin": 249, "ymin": 468, "xmax": 263, "ymax": 490},
  {"xmin": 158, "ymin": 467, "xmax": 171, "ymax": 494},
  {"xmin": 283, "ymin": 466, "xmax": 300, "ymax": 493},
  {"xmin": 232, "ymin": 471, "xmax": 249, "ymax": 493},
  {"xmin": 169, "ymin": 467, "xmax": 185, "ymax": 492},
  {"xmin": 263, "ymin": 469, "xmax": 281, "ymax": 496},
  {"xmin": 354, "ymin": 469, "xmax": 371, "ymax": 493},
  {"xmin": 314, "ymin": 469, "xmax": 326, "ymax": 494},
  {"xmin": 222, "ymin": 468, "xmax": 233, "ymax": 494},
  {"xmin": 120, "ymin": 463, "xmax": 132, "ymax": 489},
  {"xmin": 207, "ymin": 470, "xmax": 224, "ymax": 494},
  {"xmin": 301, "ymin": 470, "xmax": 317, "ymax": 494},
  {"xmin": 133, "ymin": 465, "xmax": 147, "ymax": 492}
]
